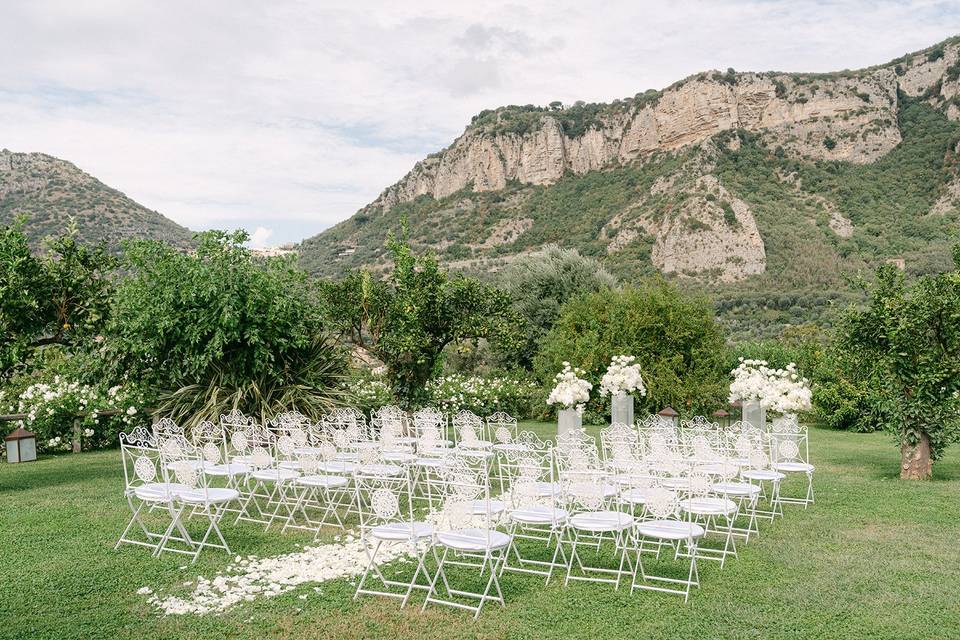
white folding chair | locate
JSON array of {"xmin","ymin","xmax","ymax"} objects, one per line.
[
  {"xmin": 115, "ymin": 427, "xmax": 191, "ymax": 555},
  {"xmin": 422, "ymin": 457, "xmax": 510, "ymax": 619},
  {"xmin": 353, "ymin": 466, "xmax": 433, "ymax": 607},
  {"xmin": 631, "ymin": 486, "xmax": 703, "ymax": 602}
]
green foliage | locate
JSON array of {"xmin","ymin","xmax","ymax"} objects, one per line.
[
  {"xmin": 838, "ymin": 250, "xmax": 960, "ymax": 471},
  {"xmin": 321, "ymin": 230, "xmax": 523, "ymax": 406},
  {"xmin": 822, "ymin": 136, "xmax": 837, "ymax": 150},
  {"xmin": 107, "ymin": 230, "xmax": 345, "ymax": 423},
  {"xmin": 0, "ymin": 220, "xmax": 115, "ymax": 380},
  {"xmin": 534, "ymin": 282, "xmax": 729, "ymax": 419},
  {"xmin": 497, "ymin": 245, "xmax": 617, "ymax": 368},
  {"xmin": 156, "ymin": 336, "xmax": 346, "ymax": 428}
]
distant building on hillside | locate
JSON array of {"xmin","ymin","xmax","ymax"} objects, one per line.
[{"xmin": 251, "ymin": 243, "xmax": 297, "ymax": 258}]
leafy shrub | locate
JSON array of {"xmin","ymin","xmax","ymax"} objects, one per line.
[
  {"xmin": 534, "ymin": 281, "xmax": 730, "ymax": 420},
  {"xmin": 108, "ymin": 230, "xmax": 347, "ymax": 425}
]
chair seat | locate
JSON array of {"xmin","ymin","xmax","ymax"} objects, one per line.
[
  {"xmin": 381, "ymin": 452, "xmax": 416, "ymax": 464},
  {"xmin": 534, "ymin": 481, "xmax": 561, "ymax": 498},
  {"xmin": 297, "ymin": 474, "xmax": 350, "ymax": 489},
  {"xmin": 510, "ymin": 505, "xmax": 568, "ymax": 525},
  {"xmin": 696, "ymin": 462, "xmax": 740, "ymax": 477},
  {"xmin": 357, "ymin": 463, "xmax": 403, "ymax": 477},
  {"xmin": 293, "ymin": 446, "xmax": 325, "ymax": 456},
  {"xmin": 317, "ymin": 461, "xmax": 356, "ymax": 474},
  {"xmin": 711, "ymin": 481, "xmax": 761, "ymax": 497},
  {"xmin": 437, "ymin": 528, "xmax": 511, "ymax": 551},
  {"xmin": 178, "ymin": 487, "xmax": 240, "ymax": 504},
  {"xmin": 455, "ymin": 448, "xmax": 494, "ymax": 460},
  {"xmin": 680, "ymin": 497, "xmax": 738, "ymax": 516},
  {"xmin": 773, "ymin": 462, "xmax": 815, "ymax": 473},
  {"xmin": 569, "ymin": 510, "xmax": 634, "ymax": 532},
  {"xmin": 134, "ymin": 482, "xmax": 190, "ymax": 502},
  {"xmin": 637, "ymin": 519, "xmax": 705, "ymax": 540},
  {"xmin": 659, "ymin": 477, "xmax": 690, "ymax": 491},
  {"xmin": 278, "ymin": 460, "xmax": 301, "ymax": 471},
  {"xmin": 492, "ymin": 442, "xmax": 529, "ymax": 453},
  {"xmin": 413, "ymin": 456, "xmax": 450, "ymax": 468},
  {"xmin": 204, "ymin": 462, "xmax": 251, "ymax": 477},
  {"xmin": 620, "ymin": 487, "xmax": 653, "ymax": 505},
  {"xmin": 471, "ymin": 499, "xmax": 506, "ymax": 515},
  {"xmin": 251, "ymin": 468, "xmax": 300, "ymax": 482},
  {"xmin": 233, "ymin": 454, "xmax": 273, "ymax": 467},
  {"xmin": 371, "ymin": 521, "xmax": 434, "ymax": 541},
  {"xmin": 742, "ymin": 470, "xmax": 786, "ymax": 482},
  {"xmin": 458, "ymin": 440, "xmax": 493, "ymax": 449}
]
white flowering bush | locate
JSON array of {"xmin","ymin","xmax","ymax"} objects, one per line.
[
  {"xmin": 547, "ymin": 362, "xmax": 592, "ymax": 412},
  {"xmin": 425, "ymin": 374, "xmax": 539, "ymax": 418},
  {"xmin": 10, "ymin": 376, "xmax": 150, "ymax": 452},
  {"xmin": 344, "ymin": 374, "xmax": 394, "ymax": 414},
  {"xmin": 729, "ymin": 358, "xmax": 812, "ymax": 414},
  {"xmin": 599, "ymin": 355, "xmax": 647, "ymax": 397}
]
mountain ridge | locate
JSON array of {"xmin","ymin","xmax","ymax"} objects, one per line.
[
  {"xmin": 0, "ymin": 149, "xmax": 194, "ymax": 251},
  {"xmin": 298, "ymin": 35, "xmax": 960, "ymax": 338}
]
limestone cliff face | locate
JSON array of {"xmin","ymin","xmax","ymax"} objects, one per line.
[{"xmin": 369, "ymin": 51, "xmax": 960, "ymax": 213}]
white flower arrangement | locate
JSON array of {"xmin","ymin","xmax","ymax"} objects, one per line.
[
  {"xmin": 547, "ymin": 362, "xmax": 592, "ymax": 412},
  {"xmin": 728, "ymin": 358, "xmax": 812, "ymax": 414},
  {"xmin": 599, "ymin": 355, "xmax": 647, "ymax": 398}
]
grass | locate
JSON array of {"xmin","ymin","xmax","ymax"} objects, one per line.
[{"xmin": 2, "ymin": 423, "xmax": 960, "ymax": 639}]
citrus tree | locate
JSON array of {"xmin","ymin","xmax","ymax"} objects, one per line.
[
  {"xmin": 321, "ymin": 233, "xmax": 523, "ymax": 406},
  {"xmin": 0, "ymin": 221, "xmax": 115, "ymax": 380},
  {"xmin": 838, "ymin": 248, "xmax": 960, "ymax": 479}
]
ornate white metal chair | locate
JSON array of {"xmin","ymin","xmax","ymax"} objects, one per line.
[
  {"xmin": 500, "ymin": 446, "xmax": 568, "ymax": 584},
  {"xmin": 769, "ymin": 417, "xmax": 815, "ymax": 507},
  {"xmin": 115, "ymin": 427, "xmax": 191, "ymax": 555},
  {"xmin": 561, "ymin": 468, "xmax": 634, "ymax": 590},
  {"xmin": 453, "ymin": 410, "xmax": 492, "ymax": 450},
  {"xmin": 157, "ymin": 436, "xmax": 239, "ymax": 563},
  {"xmin": 631, "ymin": 486, "xmax": 703, "ymax": 602},
  {"xmin": 421, "ymin": 457, "xmax": 511, "ymax": 619},
  {"xmin": 353, "ymin": 466, "xmax": 433, "ymax": 607}
]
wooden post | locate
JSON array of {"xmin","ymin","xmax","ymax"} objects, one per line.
[{"xmin": 72, "ymin": 418, "xmax": 81, "ymax": 453}]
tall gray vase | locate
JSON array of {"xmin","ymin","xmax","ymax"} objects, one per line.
[
  {"xmin": 743, "ymin": 400, "xmax": 766, "ymax": 431},
  {"xmin": 558, "ymin": 408, "xmax": 582, "ymax": 437},
  {"xmin": 611, "ymin": 393, "xmax": 634, "ymax": 426}
]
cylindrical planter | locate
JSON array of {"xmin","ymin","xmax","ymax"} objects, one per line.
[
  {"xmin": 611, "ymin": 393, "xmax": 634, "ymax": 426},
  {"xmin": 558, "ymin": 408, "xmax": 582, "ymax": 437},
  {"xmin": 742, "ymin": 400, "xmax": 766, "ymax": 431}
]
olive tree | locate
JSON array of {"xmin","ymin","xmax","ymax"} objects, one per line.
[
  {"xmin": 838, "ymin": 248, "xmax": 960, "ymax": 479},
  {"xmin": 498, "ymin": 244, "xmax": 616, "ymax": 368}
]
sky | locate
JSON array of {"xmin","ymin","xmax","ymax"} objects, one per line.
[{"xmin": 2, "ymin": 1, "xmax": 960, "ymax": 247}]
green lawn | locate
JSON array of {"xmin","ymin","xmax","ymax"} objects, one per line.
[{"xmin": 2, "ymin": 424, "xmax": 959, "ymax": 640}]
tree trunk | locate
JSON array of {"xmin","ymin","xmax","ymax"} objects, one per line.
[{"xmin": 900, "ymin": 432, "xmax": 932, "ymax": 480}]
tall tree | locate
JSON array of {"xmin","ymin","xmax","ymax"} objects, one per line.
[
  {"xmin": 0, "ymin": 221, "xmax": 115, "ymax": 380},
  {"xmin": 322, "ymin": 231, "xmax": 523, "ymax": 405},
  {"xmin": 839, "ymin": 248, "xmax": 960, "ymax": 479}
]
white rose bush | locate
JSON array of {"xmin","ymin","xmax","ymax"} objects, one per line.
[
  {"xmin": 599, "ymin": 355, "xmax": 647, "ymax": 398},
  {"xmin": 10, "ymin": 376, "xmax": 150, "ymax": 452},
  {"xmin": 728, "ymin": 358, "xmax": 812, "ymax": 415},
  {"xmin": 547, "ymin": 362, "xmax": 592, "ymax": 413}
]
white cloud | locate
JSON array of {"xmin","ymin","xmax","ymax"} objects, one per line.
[
  {"xmin": 249, "ymin": 226, "xmax": 274, "ymax": 248},
  {"xmin": 1, "ymin": 1, "xmax": 958, "ymax": 244}
]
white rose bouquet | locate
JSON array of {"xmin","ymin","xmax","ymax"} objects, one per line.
[
  {"xmin": 729, "ymin": 358, "xmax": 812, "ymax": 413},
  {"xmin": 547, "ymin": 362, "xmax": 592, "ymax": 412},
  {"xmin": 599, "ymin": 355, "xmax": 647, "ymax": 398}
]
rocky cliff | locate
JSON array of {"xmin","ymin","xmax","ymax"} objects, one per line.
[{"xmin": 300, "ymin": 36, "xmax": 960, "ymax": 337}]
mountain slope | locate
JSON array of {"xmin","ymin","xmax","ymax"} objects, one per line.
[
  {"xmin": 0, "ymin": 150, "xmax": 194, "ymax": 250},
  {"xmin": 299, "ymin": 37, "xmax": 960, "ymax": 339}
]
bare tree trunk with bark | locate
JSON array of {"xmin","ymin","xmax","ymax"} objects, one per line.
[{"xmin": 900, "ymin": 431, "xmax": 932, "ymax": 480}]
